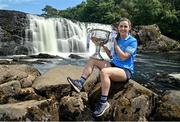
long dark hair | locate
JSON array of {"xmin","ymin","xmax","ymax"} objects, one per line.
[{"xmin": 115, "ymin": 33, "xmax": 120, "ymax": 41}]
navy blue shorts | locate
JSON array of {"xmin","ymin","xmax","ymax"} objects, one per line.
[{"xmin": 110, "ymin": 62, "xmax": 132, "ymax": 82}]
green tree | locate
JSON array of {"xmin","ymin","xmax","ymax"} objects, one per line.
[
  {"xmin": 59, "ymin": 1, "xmax": 86, "ymax": 21},
  {"xmin": 40, "ymin": 0, "xmax": 179, "ymax": 40},
  {"xmin": 41, "ymin": 5, "xmax": 59, "ymax": 17},
  {"xmin": 132, "ymin": 0, "xmax": 162, "ymax": 25},
  {"xmin": 157, "ymin": 0, "xmax": 180, "ymax": 40}
]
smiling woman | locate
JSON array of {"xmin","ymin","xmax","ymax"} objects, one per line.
[{"xmin": 0, "ymin": 0, "xmax": 85, "ymax": 14}]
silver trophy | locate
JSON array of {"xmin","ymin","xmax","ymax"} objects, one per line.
[{"xmin": 88, "ymin": 29, "xmax": 111, "ymax": 60}]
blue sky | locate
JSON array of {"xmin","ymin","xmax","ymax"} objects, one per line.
[{"xmin": 0, "ymin": 0, "xmax": 85, "ymax": 15}]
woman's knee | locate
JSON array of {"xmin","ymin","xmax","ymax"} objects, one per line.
[{"xmin": 100, "ymin": 68, "xmax": 109, "ymax": 77}]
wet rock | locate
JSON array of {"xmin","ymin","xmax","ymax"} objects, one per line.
[
  {"xmin": 155, "ymin": 90, "xmax": 180, "ymax": 120},
  {"xmin": 68, "ymin": 54, "xmax": 84, "ymax": 59},
  {"xmin": 14, "ymin": 45, "xmax": 29, "ymax": 55},
  {"xmin": 0, "ymin": 60, "xmax": 12, "ymax": 64},
  {"xmin": 29, "ymin": 53, "xmax": 59, "ymax": 59},
  {"xmin": 168, "ymin": 73, "xmax": 180, "ymax": 81},
  {"xmin": 150, "ymin": 72, "xmax": 180, "ymax": 87}
]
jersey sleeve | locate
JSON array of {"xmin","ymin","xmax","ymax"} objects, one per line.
[{"xmin": 125, "ymin": 40, "xmax": 137, "ymax": 55}]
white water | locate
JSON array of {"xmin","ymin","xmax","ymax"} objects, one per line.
[{"xmin": 26, "ymin": 14, "xmax": 112, "ymax": 58}]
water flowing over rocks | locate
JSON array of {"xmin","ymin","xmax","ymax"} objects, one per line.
[
  {"xmin": 0, "ymin": 64, "xmax": 179, "ymax": 121},
  {"xmin": 0, "ymin": 10, "xmax": 180, "ymax": 56}
]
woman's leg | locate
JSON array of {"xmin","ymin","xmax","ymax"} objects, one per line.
[
  {"xmin": 81, "ymin": 58, "xmax": 111, "ymax": 79},
  {"xmin": 67, "ymin": 58, "xmax": 111, "ymax": 93},
  {"xmin": 100, "ymin": 67, "xmax": 127, "ymax": 96},
  {"xmin": 93, "ymin": 67, "xmax": 127, "ymax": 117}
]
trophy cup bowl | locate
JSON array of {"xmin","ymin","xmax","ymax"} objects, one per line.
[{"xmin": 88, "ymin": 29, "xmax": 111, "ymax": 60}]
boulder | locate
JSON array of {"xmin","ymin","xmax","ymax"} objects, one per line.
[
  {"xmin": 0, "ymin": 65, "xmax": 41, "ymax": 103},
  {"xmin": 0, "ymin": 99, "xmax": 59, "ymax": 121},
  {"xmin": 32, "ymin": 65, "xmax": 83, "ymax": 99},
  {"xmin": 0, "ymin": 10, "xmax": 32, "ymax": 55},
  {"xmin": 0, "ymin": 80, "xmax": 21, "ymax": 104},
  {"xmin": 0, "ymin": 65, "xmax": 41, "ymax": 86},
  {"xmin": 155, "ymin": 90, "xmax": 180, "ymax": 120},
  {"xmin": 133, "ymin": 24, "xmax": 180, "ymax": 52},
  {"xmin": 88, "ymin": 79, "xmax": 158, "ymax": 121},
  {"xmin": 59, "ymin": 92, "xmax": 94, "ymax": 121}
]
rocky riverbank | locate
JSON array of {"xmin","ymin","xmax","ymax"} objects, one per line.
[{"xmin": 0, "ymin": 64, "xmax": 179, "ymax": 121}]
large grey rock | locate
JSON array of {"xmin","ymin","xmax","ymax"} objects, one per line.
[
  {"xmin": 0, "ymin": 10, "xmax": 33, "ymax": 55},
  {"xmin": 155, "ymin": 90, "xmax": 180, "ymax": 120},
  {"xmin": 0, "ymin": 80, "xmax": 21, "ymax": 104},
  {"xmin": 133, "ymin": 24, "xmax": 180, "ymax": 52},
  {"xmin": 0, "ymin": 65, "xmax": 41, "ymax": 103},
  {"xmin": 59, "ymin": 92, "xmax": 94, "ymax": 121},
  {"xmin": 32, "ymin": 65, "xmax": 84, "ymax": 99},
  {"xmin": 88, "ymin": 79, "xmax": 158, "ymax": 121},
  {"xmin": 0, "ymin": 99, "xmax": 59, "ymax": 121},
  {"xmin": 0, "ymin": 65, "xmax": 40, "ymax": 87}
]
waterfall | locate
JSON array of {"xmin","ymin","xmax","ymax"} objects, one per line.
[{"xmin": 26, "ymin": 14, "xmax": 112, "ymax": 57}]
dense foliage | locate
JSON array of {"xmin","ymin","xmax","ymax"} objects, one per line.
[{"xmin": 41, "ymin": 0, "xmax": 179, "ymax": 40}]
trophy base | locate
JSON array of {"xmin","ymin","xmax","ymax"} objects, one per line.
[{"xmin": 90, "ymin": 53, "xmax": 104, "ymax": 60}]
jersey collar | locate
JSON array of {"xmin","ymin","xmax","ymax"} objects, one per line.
[{"xmin": 119, "ymin": 33, "xmax": 131, "ymax": 41}]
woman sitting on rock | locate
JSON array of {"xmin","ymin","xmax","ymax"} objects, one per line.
[{"xmin": 67, "ymin": 17, "xmax": 138, "ymax": 117}]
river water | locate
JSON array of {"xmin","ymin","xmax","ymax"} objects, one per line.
[
  {"xmin": 134, "ymin": 52, "xmax": 180, "ymax": 92},
  {"xmin": 30, "ymin": 52, "xmax": 180, "ymax": 93}
]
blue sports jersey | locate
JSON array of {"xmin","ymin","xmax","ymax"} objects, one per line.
[{"xmin": 111, "ymin": 34, "xmax": 137, "ymax": 74}]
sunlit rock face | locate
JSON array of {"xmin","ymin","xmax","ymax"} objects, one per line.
[
  {"xmin": 0, "ymin": 10, "xmax": 30, "ymax": 55},
  {"xmin": 132, "ymin": 24, "xmax": 180, "ymax": 52}
]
